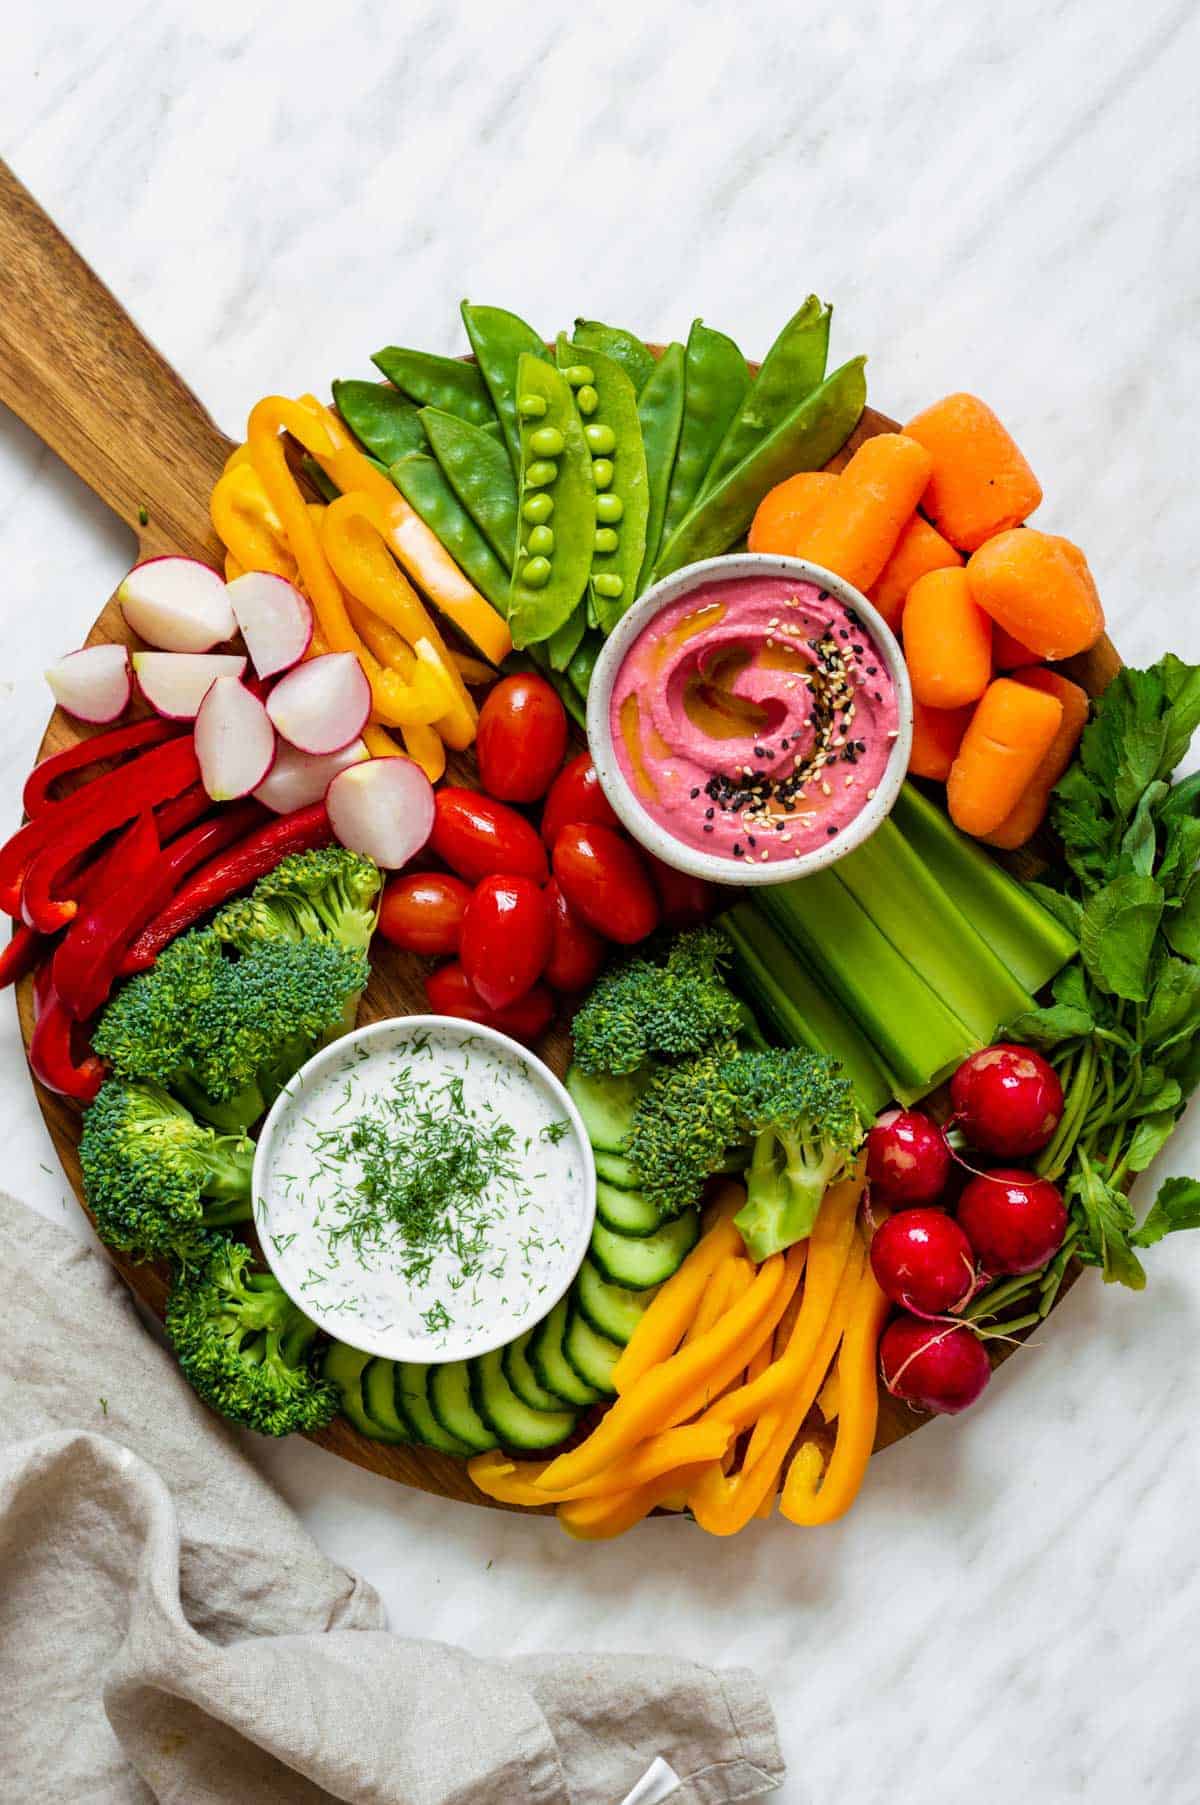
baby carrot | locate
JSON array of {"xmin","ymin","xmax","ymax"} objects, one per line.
[
  {"xmin": 902, "ymin": 393, "xmax": 1042, "ymax": 552},
  {"xmin": 748, "ymin": 471, "xmax": 839, "ymax": 554},
  {"xmin": 867, "ymin": 514, "xmax": 962, "ymax": 632},
  {"xmin": 991, "ymin": 623, "xmax": 1041, "ymax": 669},
  {"xmin": 982, "ymin": 668, "xmax": 1090, "ymax": 849},
  {"xmin": 785, "ymin": 433, "xmax": 933, "ymax": 592},
  {"xmin": 908, "ymin": 697, "xmax": 975, "ymax": 781},
  {"xmin": 966, "ymin": 528, "xmax": 1104, "ymax": 661},
  {"xmin": 947, "ymin": 677, "xmax": 1063, "ymax": 838},
  {"xmin": 902, "ymin": 566, "xmax": 993, "ymax": 709}
]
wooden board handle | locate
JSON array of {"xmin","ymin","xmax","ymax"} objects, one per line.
[{"xmin": 0, "ymin": 159, "xmax": 232, "ymax": 559}]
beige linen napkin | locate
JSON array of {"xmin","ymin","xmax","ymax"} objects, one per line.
[{"xmin": 0, "ymin": 1191, "xmax": 784, "ymax": 1805}]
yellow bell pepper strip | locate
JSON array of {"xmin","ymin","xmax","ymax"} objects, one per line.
[
  {"xmin": 467, "ymin": 1421, "xmax": 734, "ymax": 1509},
  {"xmin": 451, "ymin": 651, "xmax": 499, "ymax": 686},
  {"xmin": 611, "ymin": 1187, "xmax": 747, "ymax": 1394},
  {"xmin": 779, "ymin": 1259, "xmax": 891, "ymax": 1527},
  {"xmin": 680, "ymin": 1255, "xmax": 749, "ymax": 1348},
  {"xmin": 295, "ymin": 393, "xmax": 512, "ymax": 669},
  {"xmin": 210, "ymin": 460, "xmax": 297, "ymax": 580},
  {"xmin": 535, "ymin": 1246, "xmax": 798, "ymax": 1496},
  {"xmin": 301, "ymin": 529, "xmax": 427, "ymax": 767},
  {"xmin": 557, "ymin": 1463, "xmax": 715, "ymax": 1541},
  {"xmin": 817, "ymin": 1368, "xmax": 841, "ymax": 1423},
  {"xmin": 224, "ymin": 554, "xmax": 243, "ymax": 582}
]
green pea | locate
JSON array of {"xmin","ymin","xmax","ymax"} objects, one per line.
[
  {"xmin": 522, "ymin": 492, "xmax": 554, "ymax": 523},
  {"xmin": 592, "ymin": 458, "xmax": 614, "ymax": 490},
  {"xmin": 576, "ymin": 385, "xmax": 599, "ymax": 416},
  {"xmin": 529, "ymin": 425, "xmax": 565, "ymax": 457},
  {"xmin": 527, "ymin": 524, "xmax": 555, "ymax": 555},
  {"xmin": 518, "ymin": 392, "xmax": 548, "ymax": 419},
  {"xmin": 594, "ymin": 526, "xmax": 619, "ymax": 554},
  {"xmin": 521, "ymin": 555, "xmax": 552, "ymax": 588},
  {"xmin": 584, "ymin": 422, "xmax": 617, "ymax": 455},
  {"xmin": 370, "ymin": 346, "xmax": 496, "ymax": 429},
  {"xmin": 390, "ymin": 453, "xmax": 511, "ymax": 619},
  {"xmin": 562, "ymin": 364, "xmax": 594, "ymax": 388},
  {"xmin": 595, "ymin": 492, "xmax": 624, "ymax": 523},
  {"xmin": 526, "ymin": 459, "xmax": 559, "ymax": 487},
  {"xmin": 593, "ymin": 573, "xmax": 624, "ymax": 600},
  {"xmin": 420, "ymin": 406, "xmax": 519, "ymax": 568},
  {"xmin": 461, "ymin": 302, "xmax": 553, "ymax": 473},
  {"xmin": 658, "ymin": 319, "xmax": 751, "ymax": 550}
]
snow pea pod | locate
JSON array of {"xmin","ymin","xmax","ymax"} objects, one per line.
[
  {"xmin": 461, "ymin": 302, "xmax": 552, "ymax": 474},
  {"xmin": 568, "ymin": 631, "xmax": 603, "ymax": 701},
  {"xmin": 390, "ymin": 452, "xmax": 512, "ymax": 619},
  {"xmin": 697, "ymin": 297, "xmax": 831, "ymax": 501},
  {"xmin": 332, "ymin": 380, "xmax": 427, "ymax": 465},
  {"xmin": 654, "ymin": 356, "xmax": 868, "ymax": 578},
  {"xmin": 657, "ymin": 320, "xmax": 751, "ymax": 551},
  {"xmin": 419, "ymin": 406, "xmax": 519, "ymax": 569},
  {"xmin": 571, "ymin": 319, "xmax": 656, "ymax": 394},
  {"xmin": 371, "ymin": 345, "xmax": 496, "ymax": 429},
  {"xmin": 547, "ymin": 599, "xmax": 588, "ymax": 672},
  {"xmin": 635, "ymin": 340, "xmax": 686, "ymax": 592},
  {"xmin": 509, "ymin": 354, "xmax": 594, "ymax": 649},
  {"xmin": 557, "ymin": 335, "xmax": 649, "ymax": 634}
]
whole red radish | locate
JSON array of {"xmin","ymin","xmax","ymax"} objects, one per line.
[
  {"xmin": 543, "ymin": 878, "xmax": 606, "ymax": 992},
  {"xmin": 956, "ymin": 1169, "xmax": 1067, "ymax": 1276},
  {"xmin": 644, "ymin": 852, "xmax": 715, "ymax": 929},
  {"xmin": 377, "ymin": 871, "xmax": 473, "ymax": 956},
  {"xmin": 460, "ymin": 875, "xmax": 551, "ymax": 1010},
  {"xmin": 552, "ymin": 823, "xmax": 660, "ymax": 945},
  {"xmin": 475, "ymin": 673, "xmax": 567, "ymax": 803},
  {"xmin": 950, "ymin": 1043, "xmax": 1063, "ymax": 1157},
  {"xmin": 430, "ymin": 788, "xmax": 549, "ymax": 885},
  {"xmin": 866, "ymin": 1109, "xmax": 951, "ymax": 1205},
  {"xmin": 870, "ymin": 1210, "xmax": 977, "ymax": 1317},
  {"xmin": 880, "ymin": 1316, "xmax": 991, "ymax": 1415},
  {"xmin": 540, "ymin": 752, "xmax": 619, "ymax": 848}
]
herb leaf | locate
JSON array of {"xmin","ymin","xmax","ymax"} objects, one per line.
[
  {"xmin": 1132, "ymin": 1175, "xmax": 1200, "ymax": 1248},
  {"xmin": 1079, "ymin": 875, "xmax": 1163, "ymax": 1000}
]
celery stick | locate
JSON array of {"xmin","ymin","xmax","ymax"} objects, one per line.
[
  {"xmin": 892, "ymin": 784, "xmax": 1076, "ymax": 993},
  {"xmin": 836, "ymin": 817, "xmax": 1035, "ymax": 1041},
  {"xmin": 723, "ymin": 903, "xmax": 894, "ymax": 1116},
  {"xmin": 755, "ymin": 873, "xmax": 977, "ymax": 1102}
]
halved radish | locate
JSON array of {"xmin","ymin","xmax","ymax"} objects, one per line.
[
  {"xmin": 45, "ymin": 644, "xmax": 130, "ymax": 723},
  {"xmin": 227, "ymin": 570, "xmax": 313, "ymax": 678},
  {"xmin": 194, "ymin": 677, "xmax": 276, "ymax": 800},
  {"xmin": 266, "ymin": 652, "xmax": 371, "ymax": 755},
  {"xmin": 254, "ymin": 737, "xmax": 368, "ymax": 814},
  {"xmin": 326, "ymin": 758, "xmax": 435, "ymax": 868},
  {"xmin": 133, "ymin": 651, "xmax": 248, "ymax": 720},
  {"xmin": 118, "ymin": 557, "xmax": 235, "ymax": 652}
]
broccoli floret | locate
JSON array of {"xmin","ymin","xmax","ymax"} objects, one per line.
[
  {"xmin": 80, "ymin": 1079, "xmax": 253, "ymax": 1264},
  {"xmin": 571, "ymin": 926, "xmax": 744, "ymax": 1076},
  {"xmin": 213, "ymin": 848, "xmax": 381, "ymax": 958},
  {"xmin": 626, "ymin": 1047, "xmax": 862, "ymax": 1251},
  {"xmin": 165, "ymin": 1235, "xmax": 336, "ymax": 1436}
]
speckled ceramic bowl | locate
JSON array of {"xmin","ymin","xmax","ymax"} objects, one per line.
[{"xmin": 586, "ymin": 553, "xmax": 913, "ymax": 887}]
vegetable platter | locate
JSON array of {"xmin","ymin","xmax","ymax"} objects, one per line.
[{"xmin": 3, "ymin": 159, "xmax": 1195, "ymax": 1536}]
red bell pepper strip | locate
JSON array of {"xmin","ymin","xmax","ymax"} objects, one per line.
[
  {"xmin": 0, "ymin": 922, "xmax": 47, "ymax": 990},
  {"xmin": 153, "ymin": 784, "xmax": 211, "ymax": 844},
  {"xmin": 120, "ymin": 803, "xmax": 333, "ymax": 973},
  {"xmin": 22, "ymin": 717, "xmax": 178, "ymax": 819},
  {"xmin": 20, "ymin": 737, "xmax": 201, "ymax": 933},
  {"xmin": 29, "ymin": 976, "xmax": 105, "ymax": 1103}
]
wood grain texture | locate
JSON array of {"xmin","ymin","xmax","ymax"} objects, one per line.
[{"xmin": 1, "ymin": 156, "xmax": 1121, "ymax": 1512}]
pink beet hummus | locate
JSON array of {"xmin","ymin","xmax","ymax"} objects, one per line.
[{"xmin": 609, "ymin": 576, "xmax": 900, "ymax": 866}]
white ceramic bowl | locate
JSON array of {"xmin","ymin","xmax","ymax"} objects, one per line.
[
  {"xmin": 253, "ymin": 1016, "xmax": 596, "ymax": 1365},
  {"xmin": 586, "ymin": 553, "xmax": 913, "ymax": 887}
]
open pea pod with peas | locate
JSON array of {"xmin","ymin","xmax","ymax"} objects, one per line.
[
  {"xmin": 508, "ymin": 354, "xmax": 596, "ymax": 650},
  {"xmin": 555, "ymin": 335, "xmax": 649, "ymax": 635}
]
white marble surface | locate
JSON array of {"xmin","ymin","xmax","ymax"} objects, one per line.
[{"xmin": 4, "ymin": 2, "xmax": 1200, "ymax": 1798}]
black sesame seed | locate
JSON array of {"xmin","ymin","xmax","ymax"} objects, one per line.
[
  {"xmin": 704, "ymin": 806, "xmax": 714, "ymax": 820},
  {"xmin": 733, "ymin": 844, "xmax": 744, "ymax": 857},
  {"xmin": 702, "ymin": 824, "xmax": 714, "ymax": 834},
  {"xmin": 826, "ymin": 825, "xmax": 837, "ymax": 837},
  {"xmin": 690, "ymin": 787, "xmax": 700, "ymax": 799}
]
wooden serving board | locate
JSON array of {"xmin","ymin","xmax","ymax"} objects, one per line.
[{"xmin": 0, "ymin": 159, "xmax": 1121, "ymax": 1512}]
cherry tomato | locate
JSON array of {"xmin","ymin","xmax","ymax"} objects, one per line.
[
  {"xmin": 644, "ymin": 852, "xmax": 715, "ymax": 928},
  {"xmin": 542, "ymin": 878, "xmax": 606, "ymax": 992},
  {"xmin": 552, "ymin": 824, "xmax": 660, "ymax": 945},
  {"xmin": 539, "ymin": 752, "xmax": 620, "ymax": 848},
  {"xmin": 475, "ymin": 674, "xmax": 568, "ymax": 804},
  {"xmin": 430, "ymin": 787, "xmax": 549, "ymax": 885},
  {"xmin": 492, "ymin": 982, "xmax": 555, "ymax": 1042},
  {"xmin": 376, "ymin": 871, "xmax": 473, "ymax": 956},
  {"xmin": 460, "ymin": 875, "xmax": 551, "ymax": 1009},
  {"xmin": 424, "ymin": 962, "xmax": 554, "ymax": 1043}
]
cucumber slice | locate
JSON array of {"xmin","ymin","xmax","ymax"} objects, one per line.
[
  {"xmin": 575, "ymin": 1257, "xmax": 656, "ymax": 1345},
  {"xmin": 595, "ymin": 1179, "xmax": 661, "ymax": 1238},
  {"xmin": 470, "ymin": 1346, "xmax": 577, "ymax": 1451},
  {"xmin": 530, "ymin": 1296, "xmax": 603, "ymax": 1407},
  {"xmin": 428, "ymin": 1360, "xmax": 498, "ymax": 1453},
  {"xmin": 594, "ymin": 1149, "xmax": 640, "ymax": 1190},
  {"xmin": 566, "ymin": 1063, "xmax": 647, "ymax": 1152},
  {"xmin": 322, "ymin": 1342, "xmax": 379, "ymax": 1440},
  {"xmin": 563, "ymin": 1308, "xmax": 622, "ymax": 1397},
  {"xmin": 590, "ymin": 1210, "xmax": 700, "ymax": 1290},
  {"xmin": 362, "ymin": 1357, "xmax": 413, "ymax": 1444},
  {"xmin": 396, "ymin": 1362, "xmax": 472, "ymax": 1456},
  {"xmin": 504, "ymin": 1327, "xmax": 567, "ymax": 1414}
]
